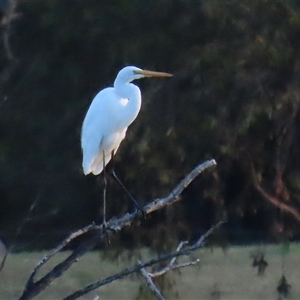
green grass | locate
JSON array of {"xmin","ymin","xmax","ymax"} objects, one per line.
[{"xmin": 0, "ymin": 243, "xmax": 299, "ymax": 299}]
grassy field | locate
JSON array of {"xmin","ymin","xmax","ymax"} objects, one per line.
[{"xmin": 0, "ymin": 243, "xmax": 299, "ymax": 299}]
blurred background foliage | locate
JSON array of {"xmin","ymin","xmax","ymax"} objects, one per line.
[{"xmin": 1, "ymin": 0, "xmax": 300, "ymax": 250}]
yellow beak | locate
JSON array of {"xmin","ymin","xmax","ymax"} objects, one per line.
[{"xmin": 134, "ymin": 69, "xmax": 173, "ymax": 77}]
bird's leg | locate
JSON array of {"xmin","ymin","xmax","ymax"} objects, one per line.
[
  {"xmin": 102, "ymin": 151, "xmax": 108, "ymax": 229},
  {"xmin": 101, "ymin": 152, "xmax": 116, "ymax": 244},
  {"xmin": 110, "ymin": 151, "xmax": 145, "ymax": 217}
]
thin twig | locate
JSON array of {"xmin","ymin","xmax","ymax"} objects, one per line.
[
  {"xmin": 139, "ymin": 260, "xmax": 166, "ymax": 300},
  {"xmin": 139, "ymin": 239, "xmax": 199, "ymax": 299},
  {"xmin": 19, "ymin": 159, "xmax": 217, "ymax": 300},
  {"xmin": 149, "ymin": 259, "xmax": 200, "ymax": 278},
  {"xmin": 148, "ymin": 240, "xmax": 188, "ymax": 276}
]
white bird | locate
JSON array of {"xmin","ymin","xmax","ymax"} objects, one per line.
[
  {"xmin": 81, "ymin": 66, "xmax": 172, "ymax": 224},
  {"xmin": 81, "ymin": 66, "xmax": 172, "ymax": 176}
]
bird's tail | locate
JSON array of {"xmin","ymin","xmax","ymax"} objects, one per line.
[{"xmin": 82, "ymin": 153, "xmax": 111, "ymax": 175}]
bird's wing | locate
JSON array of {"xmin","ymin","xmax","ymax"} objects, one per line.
[{"xmin": 81, "ymin": 88, "xmax": 114, "ymax": 175}]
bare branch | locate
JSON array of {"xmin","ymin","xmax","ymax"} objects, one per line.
[
  {"xmin": 143, "ymin": 159, "xmax": 217, "ymax": 215},
  {"xmin": 19, "ymin": 159, "xmax": 217, "ymax": 300},
  {"xmin": 139, "ymin": 260, "xmax": 166, "ymax": 300},
  {"xmin": 24, "ymin": 223, "xmax": 97, "ymax": 291},
  {"xmin": 63, "ymin": 220, "xmax": 225, "ymax": 300},
  {"xmin": 149, "ymin": 259, "xmax": 200, "ymax": 278},
  {"xmin": 138, "ymin": 240, "xmax": 198, "ymax": 299},
  {"xmin": 147, "ymin": 240, "xmax": 189, "ymax": 277}
]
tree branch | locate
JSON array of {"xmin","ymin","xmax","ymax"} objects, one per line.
[
  {"xmin": 148, "ymin": 242, "xmax": 200, "ymax": 278},
  {"xmin": 19, "ymin": 159, "xmax": 217, "ymax": 300},
  {"xmin": 150, "ymin": 259, "xmax": 200, "ymax": 276},
  {"xmin": 23, "ymin": 222, "xmax": 97, "ymax": 292},
  {"xmin": 139, "ymin": 261, "xmax": 166, "ymax": 300},
  {"xmin": 253, "ymin": 181, "xmax": 300, "ymax": 223},
  {"xmin": 138, "ymin": 240, "xmax": 198, "ymax": 299},
  {"xmin": 250, "ymin": 161, "xmax": 300, "ymax": 223},
  {"xmin": 63, "ymin": 220, "xmax": 225, "ymax": 300}
]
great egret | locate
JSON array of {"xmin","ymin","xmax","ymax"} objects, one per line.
[{"xmin": 81, "ymin": 66, "xmax": 172, "ymax": 225}]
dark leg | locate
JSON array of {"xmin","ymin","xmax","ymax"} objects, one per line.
[
  {"xmin": 110, "ymin": 151, "xmax": 144, "ymax": 214},
  {"xmin": 102, "ymin": 151, "xmax": 107, "ymax": 227},
  {"xmin": 101, "ymin": 152, "xmax": 115, "ymax": 243}
]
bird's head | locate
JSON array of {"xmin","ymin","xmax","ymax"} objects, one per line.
[{"xmin": 116, "ymin": 66, "xmax": 172, "ymax": 83}]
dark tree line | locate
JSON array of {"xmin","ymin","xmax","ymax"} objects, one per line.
[{"xmin": 1, "ymin": 0, "xmax": 300, "ymax": 249}]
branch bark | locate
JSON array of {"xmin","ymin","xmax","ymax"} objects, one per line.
[{"xmin": 19, "ymin": 159, "xmax": 217, "ymax": 300}]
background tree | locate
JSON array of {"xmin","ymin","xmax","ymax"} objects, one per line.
[{"xmin": 1, "ymin": 0, "xmax": 300, "ymax": 250}]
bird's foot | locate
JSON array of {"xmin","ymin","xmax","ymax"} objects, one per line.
[
  {"xmin": 101, "ymin": 221, "xmax": 117, "ymax": 245},
  {"xmin": 134, "ymin": 204, "xmax": 146, "ymax": 219},
  {"xmin": 101, "ymin": 221, "xmax": 116, "ymax": 234}
]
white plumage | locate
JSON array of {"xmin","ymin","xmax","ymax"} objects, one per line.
[{"xmin": 81, "ymin": 66, "xmax": 172, "ymax": 175}]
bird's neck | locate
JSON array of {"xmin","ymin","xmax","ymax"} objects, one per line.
[{"xmin": 113, "ymin": 81, "xmax": 142, "ymax": 128}]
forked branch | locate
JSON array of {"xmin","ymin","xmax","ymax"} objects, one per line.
[
  {"xmin": 64, "ymin": 220, "xmax": 224, "ymax": 300},
  {"xmin": 19, "ymin": 159, "xmax": 217, "ymax": 300},
  {"xmin": 138, "ymin": 240, "xmax": 199, "ymax": 300},
  {"xmin": 139, "ymin": 262, "xmax": 166, "ymax": 300}
]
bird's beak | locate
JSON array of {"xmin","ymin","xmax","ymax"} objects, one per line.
[{"xmin": 134, "ymin": 69, "xmax": 173, "ymax": 77}]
